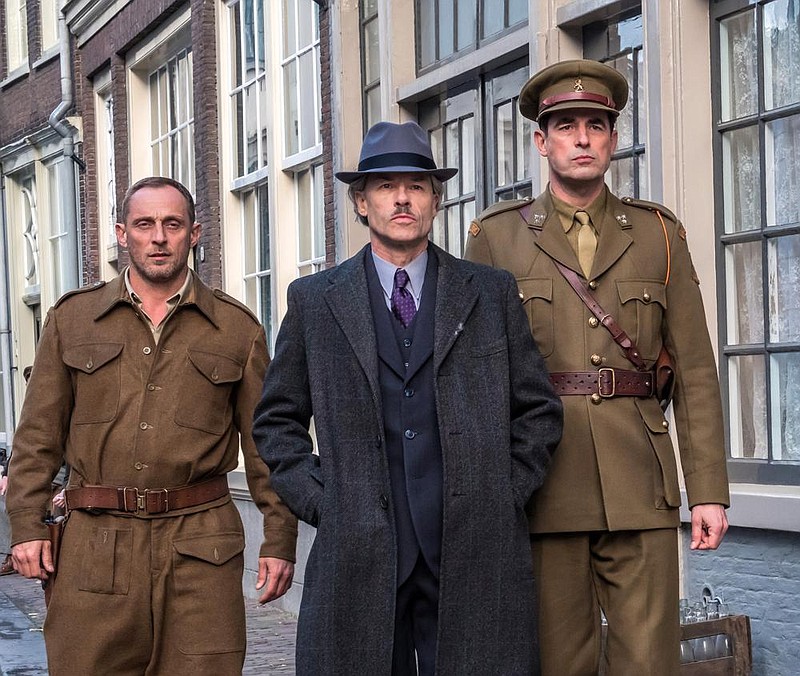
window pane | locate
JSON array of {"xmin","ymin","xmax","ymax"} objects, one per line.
[
  {"xmin": 364, "ymin": 0, "xmax": 378, "ymax": 16},
  {"xmin": 233, "ymin": 91, "xmax": 245, "ymax": 176},
  {"xmin": 231, "ymin": 4, "xmax": 243, "ymax": 87},
  {"xmin": 496, "ymin": 101, "xmax": 513, "ymax": 187},
  {"xmin": 482, "ymin": 0, "xmax": 503, "ymax": 38},
  {"xmin": 608, "ymin": 156, "xmax": 634, "ymax": 199},
  {"xmin": 364, "ymin": 17, "xmax": 380, "ymax": 85},
  {"xmin": 439, "ymin": 0, "xmax": 455, "ymax": 60},
  {"xmin": 722, "ymin": 126, "xmax": 760, "ymax": 233},
  {"xmin": 298, "ymin": 169, "xmax": 312, "ymax": 262},
  {"xmin": 313, "ymin": 164, "xmax": 325, "ymax": 259},
  {"xmin": 243, "ymin": 190, "xmax": 257, "ymax": 275},
  {"xmin": 299, "ymin": 50, "xmax": 317, "ymax": 150},
  {"xmin": 429, "ymin": 127, "xmax": 443, "ymax": 180},
  {"xmin": 259, "ymin": 274, "xmax": 272, "ymax": 340},
  {"xmin": 150, "ymin": 71, "xmax": 161, "ymax": 136},
  {"xmin": 637, "ymin": 152, "xmax": 648, "ymax": 199},
  {"xmin": 284, "ymin": 60, "xmax": 299, "ymax": 155},
  {"xmin": 446, "ymin": 204, "xmax": 461, "ymax": 255},
  {"xmin": 610, "ymin": 53, "xmax": 634, "ymax": 149},
  {"xmin": 725, "ymin": 241, "xmax": 764, "ymax": 344},
  {"xmin": 462, "ymin": 116, "xmax": 475, "ymax": 194},
  {"xmin": 763, "ymin": 0, "xmax": 800, "ymax": 110},
  {"xmin": 728, "ymin": 354, "xmax": 768, "ymax": 459},
  {"xmin": 260, "ymin": 76, "xmax": 269, "ymax": 168},
  {"xmin": 432, "ymin": 212, "xmax": 445, "ymax": 249},
  {"xmin": 283, "ymin": 0, "xmax": 297, "ymax": 59},
  {"xmin": 259, "ymin": 182, "xmax": 270, "ymax": 271},
  {"xmin": 515, "ymin": 107, "xmax": 531, "ymax": 182},
  {"xmin": 771, "ymin": 352, "xmax": 800, "ymax": 460},
  {"xmin": 765, "ymin": 114, "xmax": 800, "ymax": 227},
  {"xmin": 366, "ymin": 86, "xmax": 382, "ymax": 129},
  {"xmin": 418, "ymin": 0, "xmax": 436, "ymax": 68},
  {"xmin": 245, "ymin": 83, "xmax": 258, "ymax": 173},
  {"xmin": 298, "ymin": 0, "xmax": 313, "ymax": 49},
  {"xmin": 508, "ymin": 0, "xmax": 526, "ymax": 26},
  {"xmin": 768, "ymin": 235, "xmax": 800, "ymax": 343},
  {"xmin": 720, "ymin": 10, "xmax": 757, "ymax": 121},
  {"xmin": 457, "ymin": 0, "xmax": 476, "ymax": 51},
  {"xmin": 445, "ymin": 121, "xmax": 459, "ymax": 200}
]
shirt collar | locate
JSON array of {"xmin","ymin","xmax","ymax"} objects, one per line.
[
  {"xmin": 371, "ymin": 247, "xmax": 428, "ymax": 304},
  {"xmin": 549, "ymin": 185, "xmax": 608, "ymax": 233},
  {"xmin": 124, "ymin": 267, "xmax": 192, "ymax": 309}
]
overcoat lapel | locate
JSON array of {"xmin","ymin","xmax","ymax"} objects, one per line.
[
  {"xmin": 590, "ymin": 192, "xmax": 633, "ymax": 279},
  {"xmin": 432, "ymin": 246, "xmax": 478, "ymax": 373},
  {"xmin": 323, "ymin": 246, "xmax": 381, "ymax": 402},
  {"xmin": 528, "ymin": 192, "xmax": 583, "ymax": 276}
]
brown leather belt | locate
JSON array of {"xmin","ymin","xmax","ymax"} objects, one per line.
[
  {"xmin": 549, "ymin": 368, "xmax": 655, "ymax": 398},
  {"xmin": 65, "ymin": 475, "xmax": 229, "ymax": 515}
]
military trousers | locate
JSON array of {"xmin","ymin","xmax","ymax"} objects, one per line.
[
  {"xmin": 44, "ymin": 502, "xmax": 247, "ymax": 675},
  {"xmin": 531, "ymin": 528, "xmax": 680, "ymax": 676}
]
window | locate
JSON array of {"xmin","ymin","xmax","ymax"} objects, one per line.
[
  {"xmin": 585, "ymin": 11, "xmax": 647, "ymax": 199},
  {"xmin": 297, "ymin": 164, "xmax": 325, "ymax": 276},
  {"xmin": 416, "ymin": 0, "xmax": 527, "ymax": 71},
  {"xmin": 712, "ymin": 0, "xmax": 800, "ymax": 483},
  {"xmin": 360, "ymin": 0, "xmax": 381, "ymax": 131},
  {"xmin": 230, "ymin": 0, "xmax": 269, "ymax": 178},
  {"xmin": 149, "ymin": 49, "xmax": 195, "ymax": 192},
  {"xmin": 40, "ymin": 0, "xmax": 59, "ymax": 52},
  {"xmin": 94, "ymin": 76, "xmax": 118, "ymax": 264},
  {"xmin": 282, "ymin": 0, "xmax": 321, "ymax": 163},
  {"xmin": 17, "ymin": 173, "xmax": 40, "ymax": 300},
  {"xmin": 241, "ymin": 183, "xmax": 273, "ymax": 341},
  {"xmin": 4, "ymin": 0, "xmax": 28, "ymax": 72}
]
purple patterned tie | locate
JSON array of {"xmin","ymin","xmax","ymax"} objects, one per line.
[{"xmin": 391, "ymin": 268, "xmax": 417, "ymax": 327}]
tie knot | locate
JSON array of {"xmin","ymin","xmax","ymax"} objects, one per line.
[
  {"xmin": 394, "ymin": 268, "xmax": 410, "ymax": 290},
  {"xmin": 574, "ymin": 210, "xmax": 591, "ymax": 227}
]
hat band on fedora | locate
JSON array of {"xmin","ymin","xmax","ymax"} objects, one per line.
[
  {"xmin": 540, "ymin": 91, "xmax": 616, "ymax": 113},
  {"xmin": 358, "ymin": 152, "xmax": 438, "ymax": 172}
]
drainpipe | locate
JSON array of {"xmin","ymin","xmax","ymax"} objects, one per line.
[
  {"xmin": 0, "ymin": 174, "xmax": 16, "ymax": 452},
  {"xmin": 47, "ymin": 0, "xmax": 81, "ymax": 293}
]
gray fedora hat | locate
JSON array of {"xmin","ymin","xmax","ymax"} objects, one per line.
[{"xmin": 335, "ymin": 121, "xmax": 458, "ymax": 184}]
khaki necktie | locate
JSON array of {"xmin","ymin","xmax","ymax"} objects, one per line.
[{"xmin": 575, "ymin": 210, "xmax": 596, "ymax": 277}]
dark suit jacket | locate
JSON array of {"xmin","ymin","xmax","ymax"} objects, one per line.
[{"xmin": 254, "ymin": 243, "xmax": 562, "ymax": 675}]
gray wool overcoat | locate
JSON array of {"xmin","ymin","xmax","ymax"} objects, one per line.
[{"xmin": 253, "ymin": 243, "xmax": 563, "ymax": 675}]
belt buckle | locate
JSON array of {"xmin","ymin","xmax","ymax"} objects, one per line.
[
  {"xmin": 598, "ymin": 368, "xmax": 616, "ymax": 398},
  {"xmin": 145, "ymin": 488, "xmax": 169, "ymax": 514}
]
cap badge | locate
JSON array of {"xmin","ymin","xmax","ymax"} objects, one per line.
[{"xmin": 574, "ymin": 78, "xmax": 585, "ymax": 92}]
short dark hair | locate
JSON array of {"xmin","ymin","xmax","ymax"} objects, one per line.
[
  {"xmin": 347, "ymin": 174, "xmax": 444, "ymax": 226},
  {"xmin": 120, "ymin": 176, "xmax": 196, "ymax": 225}
]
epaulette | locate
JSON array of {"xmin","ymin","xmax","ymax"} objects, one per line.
[
  {"xmin": 477, "ymin": 197, "xmax": 533, "ymax": 221},
  {"xmin": 213, "ymin": 289, "xmax": 260, "ymax": 324},
  {"xmin": 620, "ymin": 196, "xmax": 678, "ymax": 223},
  {"xmin": 53, "ymin": 280, "xmax": 106, "ymax": 308}
]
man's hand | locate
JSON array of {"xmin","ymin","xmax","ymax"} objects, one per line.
[
  {"xmin": 256, "ymin": 556, "xmax": 294, "ymax": 604},
  {"xmin": 11, "ymin": 540, "xmax": 53, "ymax": 580},
  {"xmin": 690, "ymin": 503, "xmax": 728, "ymax": 550},
  {"xmin": 0, "ymin": 475, "xmax": 8, "ymax": 496}
]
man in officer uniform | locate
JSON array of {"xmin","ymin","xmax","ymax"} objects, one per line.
[{"xmin": 464, "ymin": 60, "xmax": 730, "ymax": 675}]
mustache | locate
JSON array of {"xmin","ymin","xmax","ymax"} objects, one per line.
[{"xmin": 392, "ymin": 205, "xmax": 412, "ymax": 216}]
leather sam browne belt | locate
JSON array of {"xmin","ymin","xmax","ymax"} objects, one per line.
[
  {"xmin": 65, "ymin": 475, "xmax": 229, "ymax": 515},
  {"xmin": 550, "ymin": 368, "xmax": 655, "ymax": 398}
]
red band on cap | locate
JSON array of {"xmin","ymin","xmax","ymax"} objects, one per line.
[{"xmin": 539, "ymin": 91, "xmax": 616, "ymax": 113}]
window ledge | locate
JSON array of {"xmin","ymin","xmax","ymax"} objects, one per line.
[
  {"xmin": 680, "ymin": 484, "xmax": 800, "ymax": 532},
  {"xmin": 281, "ymin": 145, "xmax": 323, "ymax": 173},
  {"xmin": 1, "ymin": 64, "xmax": 31, "ymax": 89},
  {"xmin": 33, "ymin": 46, "xmax": 60, "ymax": 70}
]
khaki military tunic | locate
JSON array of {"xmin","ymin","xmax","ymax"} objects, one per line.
[
  {"xmin": 464, "ymin": 188, "xmax": 730, "ymax": 532},
  {"xmin": 7, "ymin": 272, "xmax": 297, "ymax": 674}
]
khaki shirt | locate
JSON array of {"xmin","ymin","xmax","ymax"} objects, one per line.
[
  {"xmin": 465, "ymin": 187, "xmax": 729, "ymax": 533},
  {"xmin": 7, "ymin": 272, "xmax": 297, "ymax": 561}
]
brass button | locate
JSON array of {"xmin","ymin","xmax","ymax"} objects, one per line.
[
  {"xmin": 662, "ymin": 420, "xmax": 670, "ymax": 429},
  {"xmin": 147, "ymin": 383, "xmax": 156, "ymax": 391},
  {"xmin": 589, "ymin": 317, "xmax": 600, "ymax": 328},
  {"xmin": 143, "ymin": 346, "xmax": 152, "ymax": 355},
  {"xmin": 643, "ymin": 292, "xmax": 651, "ymax": 302},
  {"xmin": 590, "ymin": 354, "xmax": 602, "ymax": 366},
  {"xmin": 139, "ymin": 422, "xmax": 148, "ymax": 430},
  {"xmin": 518, "ymin": 291, "xmax": 524, "ymax": 300},
  {"xmin": 86, "ymin": 360, "xmax": 93, "ymax": 369},
  {"xmin": 590, "ymin": 393, "xmax": 602, "ymax": 405},
  {"xmin": 588, "ymin": 280, "xmax": 598, "ymax": 290},
  {"xmin": 134, "ymin": 462, "xmax": 144, "ymax": 470}
]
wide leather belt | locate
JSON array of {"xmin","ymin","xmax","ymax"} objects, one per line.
[
  {"xmin": 65, "ymin": 475, "xmax": 229, "ymax": 515},
  {"xmin": 549, "ymin": 368, "xmax": 655, "ymax": 398}
]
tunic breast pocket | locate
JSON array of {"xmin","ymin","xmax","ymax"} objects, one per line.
[
  {"xmin": 616, "ymin": 280, "xmax": 667, "ymax": 361},
  {"xmin": 62, "ymin": 343, "xmax": 124, "ymax": 424},
  {"xmin": 174, "ymin": 350, "xmax": 243, "ymax": 435},
  {"xmin": 517, "ymin": 278, "xmax": 554, "ymax": 357}
]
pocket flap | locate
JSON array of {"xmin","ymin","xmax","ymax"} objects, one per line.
[
  {"xmin": 517, "ymin": 278, "xmax": 552, "ymax": 303},
  {"xmin": 63, "ymin": 343, "xmax": 124, "ymax": 374},
  {"xmin": 616, "ymin": 280, "xmax": 667, "ymax": 307},
  {"xmin": 173, "ymin": 532, "xmax": 245, "ymax": 566},
  {"xmin": 636, "ymin": 398, "xmax": 670, "ymax": 434},
  {"xmin": 187, "ymin": 350, "xmax": 243, "ymax": 385}
]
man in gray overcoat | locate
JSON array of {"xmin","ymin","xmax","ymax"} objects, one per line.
[{"xmin": 253, "ymin": 121, "xmax": 563, "ymax": 675}]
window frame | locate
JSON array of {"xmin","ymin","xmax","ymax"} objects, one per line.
[{"xmin": 4, "ymin": 0, "xmax": 29, "ymax": 74}]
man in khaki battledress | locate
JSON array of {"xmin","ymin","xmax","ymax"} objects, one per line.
[
  {"xmin": 464, "ymin": 60, "xmax": 730, "ymax": 675},
  {"xmin": 7, "ymin": 176, "xmax": 297, "ymax": 675}
]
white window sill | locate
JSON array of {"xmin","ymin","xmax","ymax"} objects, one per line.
[{"xmin": 680, "ymin": 484, "xmax": 800, "ymax": 533}]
